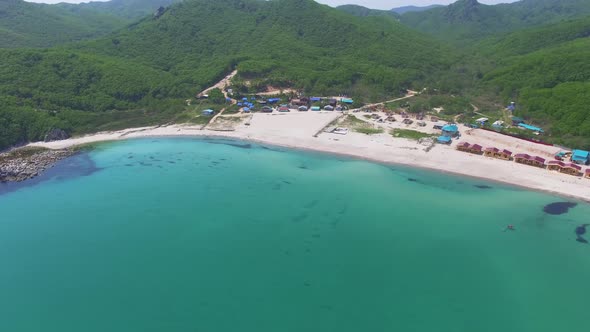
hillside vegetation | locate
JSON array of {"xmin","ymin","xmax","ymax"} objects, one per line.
[
  {"xmin": 401, "ymin": 0, "xmax": 590, "ymax": 44},
  {"xmin": 0, "ymin": 0, "xmax": 457, "ymax": 151},
  {"xmin": 0, "ymin": 0, "xmax": 127, "ymax": 48}
]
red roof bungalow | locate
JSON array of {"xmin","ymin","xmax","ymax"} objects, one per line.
[
  {"xmin": 514, "ymin": 154, "xmax": 546, "ymax": 168},
  {"xmin": 468, "ymin": 144, "xmax": 483, "ymax": 155},
  {"xmin": 562, "ymin": 163, "xmax": 582, "ymax": 176},
  {"xmin": 484, "ymin": 147, "xmax": 499, "ymax": 157},
  {"xmin": 547, "ymin": 160, "xmax": 566, "ymax": 171},
  {"xmin": 456, "ymin": 142, "xmax": 471, "ymax": 152},
  {"xmin": 484, "ymin": 147, "xmax": 513, "ymax": 160},
  {"xmin": 500, "ymin": 149, "xmax": 513, "ymax": 160}
]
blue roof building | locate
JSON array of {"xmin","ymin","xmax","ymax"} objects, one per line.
[
  {"xmin": 442, "ymin": 124, "xmax": 459, "ymax": 137},
  {"xmin": 310, "ymin": 97, "xmax": 321, "ymax": 102},
  {"xmin": 571, "ymin": 150, "xmax": 590, "ymax": 165},
  {"xmin": 437, "ymin": 136, "xmax": 452, "ymax": 144},
  {"xmin": 267, "ymin": 98, "xmax": 281, "ymax": 104}
]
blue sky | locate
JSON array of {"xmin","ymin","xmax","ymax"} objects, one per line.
[{"xmin": 27, "ymin": 0, "xmax": 519, "ymax": 10}]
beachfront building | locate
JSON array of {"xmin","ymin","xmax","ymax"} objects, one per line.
[
  {"xmin": 562, "ymin": 163, "xmax": 582, "ymax": 176},
  {"xmin": 514, "ymin": 154, "xmax": 546, "ymax": 168},
  {"xmin": 467, "ymin": 144, "xmax": 483, "ymax": 155},
  {"xmin": 571, "ymin": 150, "xmax": 590, "ymax": 165},
  {"xmin": 546, "ymin": 160, "xmax": 565, "ymax": 171},
  {"xmin": 484, "ymin": 147, "xmax": 513, "ymax": 160},
  {"xmin": 437, "ymin": 136, "xmax": 452, "ymax": 144},
  {"xmin": 457, "ymin": 142, "xmax": 471, "ymax": 152}
]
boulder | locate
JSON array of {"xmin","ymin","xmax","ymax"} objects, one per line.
[{"xmin": 44, "ymin": 129, "xmax": 70, "ymax": 142}]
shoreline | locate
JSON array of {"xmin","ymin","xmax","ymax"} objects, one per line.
[{"xmin": 26, "ymin": 114, "xmax": 590, "ymax": 202}]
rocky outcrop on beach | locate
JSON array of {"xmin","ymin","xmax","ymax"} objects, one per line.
[
  {"xmin": 0, "ymin": 148, "xmax": 74, "ymax": 183},
  {"xmin": 44, "ymin": 129, "xmax": 70, "ymax": 142}
]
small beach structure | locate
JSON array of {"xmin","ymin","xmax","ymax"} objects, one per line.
[
  {"xmin": 514, "ymin": 154, "xmax": 546, "ymax": 168},
  {"xmin": 311, "ymin": 106, "xmax": 321, "ymax": 111},
  {"xmin": 585, "ymin": 169, "xmax": 590, "ymax": 179},
  {"xmin": 267, "ymin": 98, "xmax": 281, "ymax": 104},
  {"xmin": 483, "ymin": 147, "xmax": 512, "ymax": 160},
  {"xmin": 324, "ymin": 105, "xmax": 334, "ymax": 111},
  {"xmin": 571, "ymin": 150, "xmax": 590, "ymax": 165},
  {"xmin": 298, "ymin": 106, "xmax": 308, "ymax": 112},
  {"xmin": 467, "ymin": 144, "xmax": 483, "ymax": 155},
  {"xmin": 456, "ymin": 142, "xmax": 471, "ymax": 152},
  {"xmin": 202, "ymin": 109, "xmax": 214, "ymax": 116},
  {"xmin": 278, "ymin": 106, "xmax": 290, "ymax": 112},
  {"xmin": 341, "ymin": 98, "xmax": 354, "ymax": 104},
  {"xmin": 547, "ymin": 160, "xmax": 566, "ymax": 171},
  {"xmin": 562, "ymin": 163, "xmax": 582, "ymax": 176},
  {"xmin": 261, "ymin": 106, "xmax": 273, "ymax": 113},
  {"xmin": 437, "ymin": 136, "xmax": 452, "ymax": 144},
  {"xmin": 441, "ymin": 124, "xmax": 459, "ymax": 137}
]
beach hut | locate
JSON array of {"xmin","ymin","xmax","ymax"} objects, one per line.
[
  {"xmin": 441, "ymin": 124, "xmax": 459, "ymax": 137},
  {"xmin": 514, "ymin": 153, "xmax": 531, "ymax": 165},
  {"xmin": 484, "ymin": 147, "xmax": 499, "ymax": 157},
  {"xmin": 456, "ymin": 142, "xmax": 471, "ymax": 152},
  {"xmin": 468, "ymin": 144, "xmax": 483, "ymax": 155},
  {"xmin": 202, "ymin": 109, "xmax": 214, "ymax": 116},
  {"xmin": 499, "ymin": 149, "xmax": 513, "ymax": 160},
  {"xmin": 547, "ymin": 160, "xmax": 565, "ymax": 171},
  {"xmin": 437, "ymin": 136, "xmax": 452, "ymax": 144},
  {"xmin": 562, "ymin": 163, "xmax": 582, "ymax": 176},
  {"xmin": 531, "ymin": 156, "xmax": 546, "ymax": 168},
  {"xmin": 311, "ymin": 106, "xmax": 321, "ymax": 111},
  {"xmin": 585, "ymin": 169, "xmax": 590, "ymax": 179},
  {"xmin": 298, "ymin": 106, "xmax": 308, "ymax": 112},
  {"xmin": 571, "ymin": 150, "xmax": 590, "ymax": 165}
]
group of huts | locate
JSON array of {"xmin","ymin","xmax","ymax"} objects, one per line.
[{"xmin": 455, "ymin": 142, "xmax": 590, "ymax": 179}]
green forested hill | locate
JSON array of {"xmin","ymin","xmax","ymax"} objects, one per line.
[
  {"xmin": 0, "ymin": 0, "xmax": 127, "ymax": 48},
  {"xmin": 401, "ymin": 0, "xmax": 590, "ymax": 44},
  {"xmin": 58, "ymin": 0, "xmax": 179, "ymax": 20},
  {"xmin": 0, "ymin": 0, "xmax": 457, "ymax": 150},
  {"xmin": 336, "ymin": 5, "xmax": 398, "ymax": 18}
]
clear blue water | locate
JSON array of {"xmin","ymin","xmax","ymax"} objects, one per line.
[{"xmin": 1, "ymin": 138, "xmax": 589, "ymax": 331}]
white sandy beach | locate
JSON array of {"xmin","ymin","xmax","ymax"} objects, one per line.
[{"xmin": 29, "ymin": 111, "xmax": 590, "ymax": 201}]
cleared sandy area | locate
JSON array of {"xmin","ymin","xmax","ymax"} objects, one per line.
[{"xmin": 29, "ymin": 110, "xmax": 590, "ymax": 201}]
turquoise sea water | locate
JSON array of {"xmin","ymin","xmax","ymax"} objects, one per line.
[{"xmin": 1, "ymin": 138, "xmax": 589, "ymax": 332}]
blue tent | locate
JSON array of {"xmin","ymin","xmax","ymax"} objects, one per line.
[
  {"xmin": 310, "ymin": 97, "xmax": 321, "ymax": 102},
  {"xmin": 268, "ymin": 98, "xmax": 281, "ymax": 104},
  {"xmin": 571, "ymin": 150, "xmax": 590, "ymax": 164},
  {"xmin": 437, "ymin": 136, "xmax": 452, "ymax": 144},
  {"xmin": 442, "ymin": 124, "xmax": 459, "ymax": 137},
  {"xmin": 242, "ymin": 97, "xmax": 248, "ymax": 101},
  {"xmin": 251, "ymin": 97, "xmax": 256, "ymax": 100},
  {"xmin": 341, "ymin": 98, "xmax": 354, "ymax": 104},
  {"xmin": 243, "ymin": 107, "xmax": 250, "ymax": 113},
  {"xmin": 226, "ymin": 97, "xmax": 232, "ymax": 102},
  {"xmin": 237, "ymin": 103, "xmax": 243, "ymax": 106}
]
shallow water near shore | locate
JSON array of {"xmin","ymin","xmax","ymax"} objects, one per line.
[{"xmin": 1, "ymin": 137, "xmax": 589, "ymax": 332}]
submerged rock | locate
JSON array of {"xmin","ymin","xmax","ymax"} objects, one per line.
[
  {"xmin": 0, "ymin": 148, "xmax": 74, "ymax": 183},
  {"xmin": 543, "ymin": 202, "xmax": 578, "ymax": 215}
]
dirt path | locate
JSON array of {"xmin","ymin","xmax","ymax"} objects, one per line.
[{"xmin": 197, "ymin": 70, "xmax": 238, "ymax": 100}]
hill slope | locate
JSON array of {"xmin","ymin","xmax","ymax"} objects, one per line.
[
  {"xmin": 0, "ymin": 0, "xmax": 457, "ymax": 150},
  {"xmin": 400, "ymin": 0, "xmax": 590, "ymax": 44},
  {"xmin": 0, "ymin": 0, "xmax": 127, "ymax": 48},
  {"xmin": 58, "ymin": 0, "xmax": 180, "ymax": 20}
]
